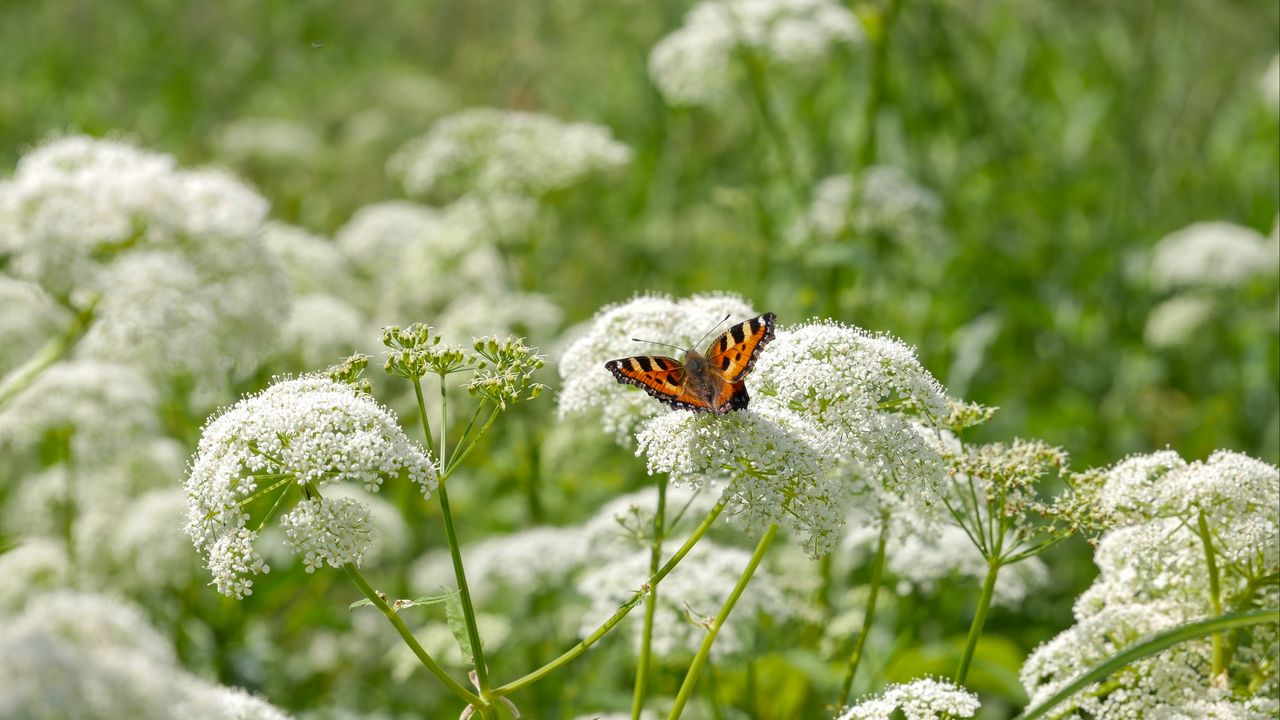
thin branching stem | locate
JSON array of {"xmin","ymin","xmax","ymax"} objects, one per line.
[
  {"xmin": 631, "ymin": 476, "xmax": 668, "ymax": 720},
  {"xmin": 837, "ymin": 517, "xmax": 890, "ymax": 707}
]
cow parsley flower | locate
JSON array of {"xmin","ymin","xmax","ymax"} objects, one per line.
[
  {"xmin": 389, "ymin": 108, "xmax": 631, "ymax": 198},
  {"xmin": 184, "ymin": 375, "xmax": 436, "ymax": 597},
  {"xmin": 0, "ymin": 538, "xmax": 70, "ymax": 613},
  {"xmin": 1150, "ymin": 221, "xmax": 1276, "ymax": 291},
  {"xmin": 412, "ymin": 525, "xmax": 589, "ymax": 603},
  {"xmin": 214, "ymin": 117, "xmax": 322, "ymax": 165},
  {"xmin": 793, "ymin": 168, "xmax": 944, "ymax": 248},
  {"xmin": 262, "ymin": 222, "xmax": 358, "ymax": 298},
  {"xmin": 557, "ymin": 292, "xmax": 759, "ymax": 442},
  {"xmin": 649, "ymin": 0, "xmax": 864, "ymax": 106},
  {"xmin": 1144, "ymin": 294, "xmax": 1215, "ymax": 349},
  {"xmin": 884, "ymin": 523, "xmax": 1048, "ymax": 608},
  {"xmin": 0, "ymin": 360, "xmax": 159, "ymax": 462},
  {"xmin": 577, "ymin": 539, "xmax": 787, "ymax": 658},
  {"xmin": 280, "ymin": 497, "xmax": 373, "ymax": 573},
  {"xmin": 279, "ymin": 294, "xmax": 371, "ymax": 370},
  {"xmin": 76, "ymin": 488, "xmax": 203, "ymax": 593},
  {"xmin": 837, "ymin": 677, "xmax": 980, "ymax": 720},
  {"xmin": 637, "ymin": 402, "xmax": 844, "ymax": 556}
]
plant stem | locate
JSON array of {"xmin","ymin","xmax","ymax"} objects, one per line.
[
  {"xmin": 494, "ymin": 494, "xmax": 729, "ymax": 697},
  {"xmin": 0, "ymin": 297, "xmax": 98, "ymax": 409},
  {"xmin": 837, "ymin": 518, "xmax": 889, "ymax": 708},
  {"xmin": 955, "ymin": 558, "xmax": 1001, "ymax": 684},
  {"xmin": 667, "ymin": 523, "xmax": 779, "ymax": 720},
  {"xmin": 410, "ymin": 379, "xmax": 437, "ymax": 457},
  {"xmin": 1014, "ymin": 609, "xmax": 1279, "ymax": 720},
  {"xmin": 631, "ymin": 477, "xmax": 668, "ymax": 720},
  {"xmin": 1196, "ymin": 512, "xmax": 1225, "ymax": 677},
  {"xmin": 342, "ymin": 564, "xmax": 482, "ymax": 707}
]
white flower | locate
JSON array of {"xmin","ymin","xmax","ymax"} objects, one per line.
[
  {"xmin": 577, "ymin": 539, "xmax": 787, "ymax": 658},
  {"xmin": 885, "ymin": 523, "xmax": 1048, "ymax": 608},
  {"xmin": 279, "ymin": 294, "xmax": 371, "ymax": 370},
  {"xmin": 649, "ymin": 0, "xmax": 864, "ymax": 106},
  {"xmin": 794, "ymin": 168, "xmax": 943, "ymax": 247},
  {"xmin": 262, "ymin": 222, "xmax": 358, "ymax": 298},
  {"xmin": 184, "ymin": 375, "xmax": 436, "ymax": 597},
  {"xmin": 76, "ymin": 488, "xmax": 202, "ymax": 593},
  {"xmin": 0, "ymin": 538, "xmax": 70, "ymax": 613},
  {"xmin": 557, "ymin": 292, "xmax": 760, "ymax": 442},
  {"xmin": 0, "ymin": 276, "xmax": 70, "ymax": 374},
  {"xmin": 0, "ymin": 360, "xmax": 159, "ymax": 462},
  {"xmin": 837, "ymin": 677, "xmax": 980, "ymax": 720},
  {"xmin": 1144, "ymin": 294, "xmax": 1215, "ymax": 349},
  {"xmin": 280, "ymin": 497, "xmax": 373, "ymax": 573},
  {"xmin": 441, "ymin": 193, "xmax": 540, "ymax": 246},
  {"xmin": 637, "ymin": 402, "xmax": 845, "ymax": 556},
  {"xmin": 389, "ymin": 108, "xmax": 631, "ymax": 198},
  {"xmin": 335, "ymin": 200, "xmax": 447, "ymax": 280},
  {"xmin": 581, "ymin": 484, "xmax": 721, "ymax": 552},
  {"xmin": 435, "ymin": 291, "xmax": 563, "ymax": 345},
  {"xmin": 1150, "ymin": 221, "xmax": 1276, "ymax": 291}
]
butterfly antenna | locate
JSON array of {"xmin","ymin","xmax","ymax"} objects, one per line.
[
  {"xmin": 630, "ymin": 337, "xmax": 687, "ymax": 353},
  {"xmin": 693, "ymin": 314, "xmax": 731, "ymax": 351}
]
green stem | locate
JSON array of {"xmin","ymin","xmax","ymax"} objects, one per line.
[
  {"xmin": 837, "ymin": 518, "xmax": 890, "ymax": 707},
  {"xmin": 410, "ymin": 379, "xmax": 437, "ymax": 457},
  {"xmin": 343, "ymin": 564, "xmax": 482, "ymax": 707},
  {"xmin": 667, "ymin": 523, "xmax": 779, "ymax": 720},
  {"xmin": 443, "ymin": 406, "xmax": 501, "ymax": 481},
  {"xmin": 494, "ymin": 493, "xmax": 729, "ymax": 697},
  {"xmin": 1013, "ymin": 609, "xmax": 1280, "ymax": 720},
  {"xmin": 1196, "ymin": 512, "xmax": 1225, "ymax": 676},
  {"xmin": 955, "ymin": 558, "xmax": 1001, "ymax": 684},
  {"xmin": 0, "ymin": 297, "xmax": 98, "ymax": 409},
  {"xmin": 631, "ymin": 477, "xmax": 669, "ymax": 719},
  {"xmin": 59, "ymin": 429, "xmax": 77, "ymax": 576}
]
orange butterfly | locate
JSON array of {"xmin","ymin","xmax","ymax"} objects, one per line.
[{"xmin": 605, "ymin": 312, "xmax": 776, "ymax": 414}]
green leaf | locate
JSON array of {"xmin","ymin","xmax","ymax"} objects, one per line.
[
  {"xmin": 349, "ymin": 592, "xmax": 456, "ymax": 612},
  {"xmin": 1015, "ymin": 608, "xmax": 1280, "ymax": 720},
  {"xmin": 445, "ymin": 590, "xmax": 474, "ymax": 665}
]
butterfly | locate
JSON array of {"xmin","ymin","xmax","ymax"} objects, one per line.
[{"xmin": 605, "ymin": 312, "xmax": 776, "ymax": 414}]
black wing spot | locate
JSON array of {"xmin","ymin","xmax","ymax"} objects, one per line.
[
  {"xmin": 730, "ymin": 324, "xmax": 746, "ymax": 344},
  {"xmin": 637, "ymin": 357, "xmax": 653, "ymax": 372}
]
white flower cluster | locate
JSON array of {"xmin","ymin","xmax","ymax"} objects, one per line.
[
  {"xmin": 0, "ymin": 135, "xmax": 289, "ymax": 405},
  {"xmin": 334, "ymin": 199, "xmax": 560, "ymax": 343},
  {"xmin": 389, "ymin": 108, "xmax": 631, "ymax": 198},
  {"xmin": 577, "ymin": 539, "xmax": 786, "ymax": 658},
  {"xmin": 280, "ymin": 497, "xmax": 374, "ymax": 573},
  {"xmin": 793, "ymin": 168, "xmax": 944, "ymax": 248},
  {"xmin": 0, "ymin": 591, "xmax": 293, "ymax": 720},
  {"xmin": 836, "ymin": 677, "xmax": 981, "ymax": 720},
  {"xmin": 557, "ymin": 292, "xmax": 759, "ymax": 442},
  {"xmin": 184, "ymin": 375, "xmax": 436, "ymax": 597},
  {"xmin": 0, "ymin": 360, "xmax": 159, "ymax": 462},
  {"xmin": 411, "ymin": 525, "xmax": 590, "ymax": 604},
  {"xmin": 1150, "ymin": 221, "xmax": 1277, "ymax": 291},
  {"xmin": 649, "ymin": 0, "xmax": 864, "ymax": 106},
  {"xmin": 1021, "ymin": 449, "xmax": 1280, "ymax": 718},
  {"xmin": 214, "ymin": 117, "xmax": 322, "ymax": 165}
]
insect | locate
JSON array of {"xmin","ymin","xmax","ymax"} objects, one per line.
[{"xmin": 605, "ymin": 312, "xmax": 776, "ymax": 414}]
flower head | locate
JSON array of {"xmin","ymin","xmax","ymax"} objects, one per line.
[
  {"xmin": 649, "ymin": 0, "xmax": 864, "ymax": 107},
  {"xmin": 793, "ymin": 168, "xmax": 943, "ymax": 248},
  {"xmin": 837, "ymin": 677, "xmax": 980, "ymax": 720},
  {"xmin": 1151, "ymin": 221, "xmax": 1276, "ymax": 291},
  {"xmin": 389, "ymin": 108, "xmax": 631, "ymax": 198},
  {"xmin": 184, "ymin": 375, "xmax": 436, "ymax": 597}
]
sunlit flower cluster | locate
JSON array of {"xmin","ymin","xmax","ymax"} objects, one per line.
[
  {"xmin": 184, "ymin": 375, "xmax": 436, "ymax": 597},
  {"xmin": 837, "ymin": 677, "xmax": 980, "ymax": 720},
  {"xmin": 389, "ymin": 108, "xmax": 631, "ymax": 198},
  {"xmin": 0, "ymin": 135, "xmax": 288, "ymax": 405},
  {"xmin": 214, "ymin": 117, "xmax": 323, "ymax": 165},
  {"xmin": 649, "ymin": 0, "xmax": 864, "ymax": 106},
  {"xmin": 0, "ymin": 277, "xmax": 69, "ymax": 374},
  {"xmin": 412, "ymin": 526, "xmax": 590, "ymax": 604},
  {"xmin": 793, "ymin": 168, "xmax": 944, "ymax": 248},
  {"xmin": 1150, "ymin": 221, "xmax": 1277, "ymax": 291}
]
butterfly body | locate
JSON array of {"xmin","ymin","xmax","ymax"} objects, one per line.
[{"xmin": 605, "ymin": 312, "xmax": 776, "ymax": 414}]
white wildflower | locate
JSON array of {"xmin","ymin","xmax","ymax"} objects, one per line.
[
  {"xmin": 435, "ymin": 291, "xmax": 563, "ymax": 344},
  {"xmin": 279, "ymin": 294, "xmax": 371, "ymax": 370},
  {"xmin": 0, "ymin": 360, "xmax": 159, "ymax": 462},
  {"xmin": 280, "ymin": 497, "xmax": 373, "ymax": 573},
  {"xmin": 1144, "ymin": 294, "xmax": 1215, "ymax": 349},
  {"xmin": 582, "ymin": 484, "xmax": 720, "ymax": 552},
  {"xmin": 557, "ymin": 292, "xmax": 759, "ymax": 442},
  {"xmin": 184, "ymin": 375, "xmax": 436, "ymax": 597},
  {"xmin": 649, "ymin": 0, "xmax": 863, "ymax": 106},
  {"xmin": 323, "ymin": 484, "xmax": 411, "ymax": 566},
  {"xmin": 389, "ymin": 108, "xmax": 631, "ymax": 198},
  {"xmin": 837, "ymin": 677, "xmax": 980, "ymax": 720},
  {"xmin": 442, "ymin": 193, "xmax": 540, "ymax": 246},
  {"xmin": 577, "ymin": 539, "xmax": 787, "ymax": 658},
  {"xmin": 885, "ymin": 523, "xmax": 1048, "ymax": 608},
  {"xmin": 637, "ymin": 402, "xmax": 845, "ymax": 556},
  {"xmin": 0, "ymin": 539, "xmax": 71, "ymax": 613},
  {"xmin": 335, "ymin": 200, "xmax": 447, "ymax": 280},
  {"xmin": 794, "ymin": 168, "xmax": 943, "ymax": 248},
  {"xmin": 1151, "ymin": 221, "xmax": 1276, "ymax": 291},
  {"xmin": 262, "ymin": 222, "xmax": 358, "ymax": 298},
  {"xmin": 76, "ymin": 488, "xmax": 202, "ymax": 593}
]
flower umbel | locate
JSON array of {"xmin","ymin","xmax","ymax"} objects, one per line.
[{"xmin": 466, "ymin": 336, "xmax": 547, "ymax": 409}]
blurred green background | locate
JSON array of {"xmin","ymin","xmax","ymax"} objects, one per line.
[{"xmin": 1, "ymin": 0, "xmax": 1276, "ymax": 718}]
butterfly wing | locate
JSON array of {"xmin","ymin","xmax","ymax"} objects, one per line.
[
  {"xmin": 605, "ymin": 355, "xmax": 717, "ymax": 412},
  {"xmin": 705, "ymin": 313, "xmax": 777, "ymax": 384}
]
